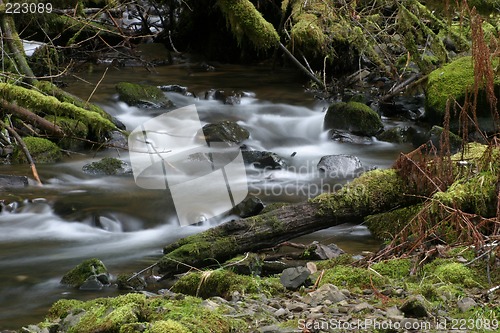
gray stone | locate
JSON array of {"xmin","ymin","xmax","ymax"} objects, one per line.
[
  {"xmin": 232, "ymin": 196, "xmax": 264, "ymax": 218},
  {"xmin": 280, "ymin": 266, "xmax": 311, "ymax": 290},
  {"xmin": 303, "ymin": 283, "xmax": 347, "ymax": 305},
  {"xmin": 399, "ymin": 295, "xmax": 429, "ymax": 318},
  {"xmin": 284, "ymin": 301, "xmax": 308, "ymax": 312},
  {"xmin": 242, "ymin": 150, "xmax": 287, "ymax": 169},
  {"xmin": 273, "ymin": 308, "xmax": 287, "ymax": 317},
  {"xmin": 317, "ymin": 154, "xmax": 363, "ymax": 178},
  {"xmin": 79, "ymin": 275, "xmax": 104, "ymax": 291},
  {"xmin": 0, "ymin": 175, "xmax": 28, "ymax": 189},
  {"xmin": 352, "ymin": 302, "xmax": 373, "ymax": 313},
  {"xmin": 457, "ymin": 297, "xmax": 477, "ymax": 312}
]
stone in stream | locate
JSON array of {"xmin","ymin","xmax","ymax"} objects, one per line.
[
  {"xmin": 82, "ymin": 157, "xmax": 132, "ymax": 176},
  {"xmin": 115, "ymin": 82, "xmax": 173, "ymax": 108},
  {"xmin": 324, "ymin": 101, "xmax": 383, "ymax": 136},
  {"xmin": 242, "ymin": 150, "xmax": 287, "ymax": 169},
  {"xmin": 317, "ymin": 154, "xmax": 363, "ymax": 178},
  {"xmin": 200, "ymin": 120, "xmax": 250, "ymax": 146},
  {"xmin": 0, "ymin": 175, "xmax": 29, "ymax": 189},
  {"xmin": 61, "ymin": 258, "xmax": 109, "ymax": 289},
  {"xmin": 280, "ymin": 266, "xmax": 311, "ymax": 290},
  {"xmin": 232, "ymin": 196, "xmax": 264, "ymax": 218}
]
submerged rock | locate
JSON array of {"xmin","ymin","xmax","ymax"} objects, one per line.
[
  {"xmin": 324, "ymin": 101, "xmax": 383, "ymax": 136},
  {"xmin": 242, "ymin": 151, "xmax": 287, "ymax": 169},
  {"xmin": 116, "ymin": 82, "xmax": 173, "ymax": 108},
  {"xmin": 0, "ymin": 175, "xmax": 29, "ymax": 189},
  {"xmin": 82, "ymin": 157, "xmax": 131, "ymax": 176},
  {"xmin": 204, "ymin": 89, "xmax": 241, "ymax": 105}
]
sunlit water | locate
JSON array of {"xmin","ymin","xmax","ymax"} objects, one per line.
[{"xmin": 0, "ymin": 62, "xmax": 414, "ymax": 329}]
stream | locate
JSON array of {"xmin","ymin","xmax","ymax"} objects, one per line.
[{"xmin": 0, "ymin": 60, "xmax": 416, "ymax": 329}]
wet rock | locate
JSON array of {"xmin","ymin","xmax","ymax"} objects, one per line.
[
  {"xmin": 116, "ymin": 82, "xmax": 173, "ymax": 108},
  {"xmin": 379, "ymin": 95, "xmax": 425, "ymax": 120},
  {"xmin": 376, "ymin": 126, "xmax": 414, "ymax": 144},
  {"xmin": 242, "ymin": 151, "xmax": 287, "ymax": 169},
  {"xmin": 204, "ymin": 89, "xmax": 241, "ymax": 105},
  {"xmin": 0, "ymin": 175, "xmax": 29, "ymax": 189},
  {"xmin": 399, "ymin": 295, "xmax": 429, "ymax": 318},
  {"xmin": 280, "ymin": 266, "xmax": 311, "ymax": 290},
  {"xmin": 329, "ymin": 129, "xmax": 373, "ymax": 144},
  {"xmin": 105, "ymin": 130, "xmax": 129, "ymax": 150},
  {"xmin": 317, "ymin": 154, "xmax": 363, "ymax": 178},
  {"xmin": 232, "ymin": 196, "xmax": 264, "ymax": 218},
  {"xmin": 200, "ymin": 121, "xmax": 249, "ymax": 146},
  {"xmin": 61, "ymin": 258, "xmax": 109, "ymax": 288},
  {"xmin": 310, "ymin": 242, "xmax": 346, "ymax": 260},
  {"xmin": 457, "ymin": 297, "xmax": 477, "ymax": 312},
  {"xmin": 83, "ymin": 157, "xmax": 131, "ymax": 176},
  {"xmin": 429, "ymin": 125, "xmax": 463, "ymax": 153},
  {"xmin": 79, "ymin": 275, "xmax": 104, "ymax": 291},
  {"xmin": 159, "ymin": 84, "xmax": 195, "ymax": 97},
  {"xmin": 324, "ymin": 101, "xmax": 383, "ymax": 136}
]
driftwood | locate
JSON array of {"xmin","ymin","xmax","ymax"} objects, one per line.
[{"xmin": 159, "ymin": 169, "xmax": 412, "ymax": 277}]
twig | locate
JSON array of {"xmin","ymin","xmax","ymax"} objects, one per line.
[
  {"xmin": 86, "ymin": 66, "xmax": 109, "ymax": 106},
  {"xmin": 278, "ymin": 42, "xmax": 325, "ymax": 89},
  {"xmin": 127, "ymin": 262, "xmax": 158, "ymax": 282}
]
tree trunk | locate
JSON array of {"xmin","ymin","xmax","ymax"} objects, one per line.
[{"xmin": 159, "ymin": 169, "xmax": 412, "ymax": 277}]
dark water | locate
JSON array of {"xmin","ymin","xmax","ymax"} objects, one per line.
[{"xmin": 0, "ymin": 61, "xmax": 413, "ymax": 329}]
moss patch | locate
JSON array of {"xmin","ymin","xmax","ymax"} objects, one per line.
[
  {"xmin": 60, "ymin": 258, "xmax": 108, "ymax": 288},
  {"xmin": 320, "ymin": 265, "xmax": 387, "ymax": 289},
  {"xmin": 12, "ymin": 136, "xmax": 62, "ymax": 163},
  {"xmin": 324, "ymin": 101, "xmax": 383, "ymax": 136},
  {"xmin": 365, "ymin": 205, "xmax": 422, "ymax": 241},
  {"xmin": 82, "ymin": 157, "xmax": 130, "ymax": 176}
]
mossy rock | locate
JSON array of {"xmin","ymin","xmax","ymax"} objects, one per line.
[
  {"xmin": 425, "ymin": 56, "xmax": 500, "ymax": 128},
  {"xmin": 324, "ymin": 101, "xmax": 383, "ymax": 136},
  {"xmin": 171, "ymin": 269, "xmax": 283, "ymax": 299},
  {"xmin": 116, "ymin": 82, "xmax": 173, "ymax": 108},
  {"xmin": 82, "ymin": 157, "xmax": 131, "ymax": 176},
  {"xmin": 201, "ymin": 120, "xmax": 250, "ymax": 146},
  {"xmin": 320, "ymin": 264, "xmax": 387, "ymax": 289},
  {"xmin": 60, "ymin": 258, "xmax": 108, "ymax": 288},
  {"xmin": 423, "ymin": 260, "xmax": 480, "ymax": 288},
  {"xmin": 12, "ymin": 136, "xmax": 62, "ymax": 164},
  {"xmin": 365, "ymin": 205, "xmax": 422, "ymax": 241}
]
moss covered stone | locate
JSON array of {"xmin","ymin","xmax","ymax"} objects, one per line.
[
  {"xmin": 116, "ymin": 82, "xmax": 172, "ymax": 108},
  {"xmin": 60, "ymin": 258, "xmax": 108, "ymax": 288},
  {"xmin": 365, "ymin": 205, "xmax": 422, "ymax": 241},
  {"xmin": 82, "ymin": 157, "xmax": 131, "ymax": 176},
  {"xmin": 324, "ymin": 101, "xmax": 383, "ymax": 136},
  {"xmin": 425, "ymin": 56, "xmax": 500, "ymax": 126},
  {"xmin": 12, "ymin": 136, "xmax": 62, "ymax": 163}
]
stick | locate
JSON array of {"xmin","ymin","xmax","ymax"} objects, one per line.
[
  {"xmin": 278, "ymin": 42, "xmax": 325, "ymax": 89},
  {"xmin": 0, "ymin": 119, "xmax": 42, "ymax": 185}
]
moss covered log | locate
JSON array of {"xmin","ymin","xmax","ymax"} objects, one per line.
[{"xmin": 159, "ymin": 169, "xmax": 412, "ymax": 277}]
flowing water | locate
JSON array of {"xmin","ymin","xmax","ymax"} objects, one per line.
[{"xmin": 0, "ymin": 61, "xmax": 415, "ymax": 329}]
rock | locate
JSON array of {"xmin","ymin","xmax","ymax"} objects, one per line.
[
  {"xmin": 61, "ymin": 258, "xmax": 109, "ymax": 288},
  {"xmin": 376, "ymin": 126, "xmax": 418, "ymax": 144},
  {"xmin": 204, "ymin": 89, "xmax": 241, "ymax": 105},
  {"xmin": 200, "ymin": 121, "xmax": 249, "ymax": 146},
  {"xmin": 324, "ymin": 101, "xmax": 383, "ymax": 136},
  {"xmin": 352, "ymin": 301, "xmax": 373, "ymax": 313},
  {"xmin": 242, "ymin": 150, "xmax": 287, "ymax": 169},
  {"xmin": 307, "ymin": 242, "xmax": 345, "ymax": 260},
  {"xmin": 106, "ymin": 130, "xmax": 129, "ymax": 150},
  {"xmin": 457, "ymin": 297, "xmax": 477, "ymax": 312},
  {"xmin": 82, "ymin": 157, "xmax": 132, "ymax": 176},
  {"xmin": 12, "ymin": 137, "xmax": 61, "ymax": 164},
  {"xmin": 79, "ymin": 275, "xmax": 104, "ymax": 291},
  {"xmin": 273, "ymin": 307, "xmax": 287, "ymax": 317},
  {"xmin": 429, "ymin": 125, "xmax": 463, "ymax": 153},
  {"xmin": 303, "ymin": 284, "xmax": 347, "ymax": 305},
  {"xmin": 232, "ymin": 196, "xmax": 264, "ymax": 218},
  {"xmin": 284, "ymin": 301, "xmax": 308, "ymax": 312},
  {"xmin": 116, "ymin": 82, "xmax": 173, "ymax": 108},
  {"xmin": 379, "ymin": 95, "xmax": 425, "ymax": 120},
  {"xmin": 317, "ymin": 154, "xmax": 363, "ymax": 178},
  {"xmin": 159, "ymin": 84, "xmax": 195, "ymax": 97},
  {"xmin": 329, "ymin": 129, "xmax": 374, "ymax": 144},
  {"xmin": 425, "ymin": 56, "xmax": 500, "ymax": 130},
  {"xmin": 280, "ymin": 266, "xmax": 311, "ymax": 290},
  {"xmin": 0, "ymin": 175, "xmax": 29, "ymax": 189},
  {"xmin": 399, "ymin": 295, "xmax": 429, "ymax": 318}
]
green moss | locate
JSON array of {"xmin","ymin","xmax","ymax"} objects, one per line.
[
  {"xmin": 290, "ymin": 13, "xmax": 326, "ymax": 55},
  {"xmin": 365, "ymin": 205, "xmax": 422, "ymax": 241},
  {"xmin": 425, "ymin": 56, "xmax": 500, "ymax": 124},
  {"xmin": 115, "ymin": 82, "xmax": 172, "ymax": 107},
  {"xmin": 171, "ymin": 269, "xmax": 283, "ymax": 299},
  {"xmin": 320, "ymin": 265, "xmax": 387, "ymax": 289},
  {"xmin": 217, "ymin": 0, "xmax": 279, "ymax": 50},
  {"xmin": 423, "ymin": 259, "xmax": 481, "ymax": 288},
  {"xmin": 83, "ymin": 157, "xmax": 129, "ymax": 176},
  {"xmin": 312, "ymin": 169, "xmax": 407, "ymax": 218},
  {"xmin": 147, "ymin": 320, "xmax": 191, "ymax": 333},
  {"xmin": 315, "ymin": 253, "xmax": 354, "ymax": 270},
  {"xmin": 60, "ymin": 258, "xmax": 108, "ymax": 288},
  {"xmin": 48, "ymin": 299, "xmax": 85, "ymax": 319},
  {"xmin": 12, "ymin": 136, "xmax": 62, "ymax": 163},
  {"xmin": 371, "ymin": 259, "xmax": 412, "ymax": 279}
]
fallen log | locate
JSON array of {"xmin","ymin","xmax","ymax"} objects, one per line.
[{"xmin": 159, "ymin": 169, "xmax": 413, "ymax": 277}]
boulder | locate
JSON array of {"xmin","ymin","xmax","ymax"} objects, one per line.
[
  {"xmin": 83, "ymin": 157, "xmax": 132, "ymax": 176},
  {"xmin": 159, "ymin": 84, "xmax": 195, "ymax": 97},
  {"xmin": 280, "ymin": 266, "xmax": 311, "ymax": 290},
  {"xmin": 329, "ymin": 130, "xmax": 374, "ymax": 144},
  {"xmin": 116, "ymin": 82, "xmax": 173, "ymax": 108},
  {"xmin": 200, "ymin": 121, "xmax": 249, "ymax": 146},
  {"xmin": 425, "ymin": 56, "xmax": 500, "ymax": 130},
  {"xmin": 242, "ymin": 151, "xmax": 287, "ymax": 169},
  {"xmin": 61, "ymin": 258, "xmax": 109, "ymax": 288},
  {"xmin": 324, "ymin": 101, "xmax": 383, "ymax": 136},
  {"xmin": 429, "ymin": 125, "xmax": 463, "ymax": 153},
  {"xmin": 399, "ymin": 295, "xmax": 429, "ymax": 318},
  {"xmin": 204, "ymin": 89, "xmax": 241, "ymax": 105},
  {"xmin": 232, "ymin": 196, "xmax": 264, "ymax": 218},
  {"xmin": 317, "ymin": 154, "xmax": 363, "ymax": 178}
]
